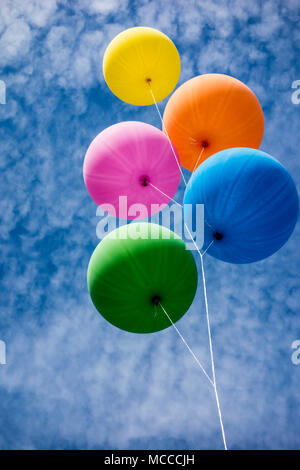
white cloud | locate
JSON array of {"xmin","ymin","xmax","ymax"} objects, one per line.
[{"xmin": 0, "ymin": 20, "xmax": 32, "ymax": 66}]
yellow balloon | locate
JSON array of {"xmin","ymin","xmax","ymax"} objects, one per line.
[{"xmin": 103, "ymin": 27, "xmax": 181, "ymax": 106}]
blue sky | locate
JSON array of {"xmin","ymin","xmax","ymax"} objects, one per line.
[{"xmin": 0, "ymin": 0, "xmax": 299, "ymax": 450}]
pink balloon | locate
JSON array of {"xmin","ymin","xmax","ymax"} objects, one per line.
[{"xmin": 83, "ymin": 121, "xmax": 181, "ymax": 219}]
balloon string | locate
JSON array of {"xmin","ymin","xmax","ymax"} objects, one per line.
[
  {"xmin": 150, "ymin": 184, "xmax": 215, "ymax": 254},
  {"xmin": 201, "ymin": 239, "xmax": 214, "ymax": 256},
  {"xmin": 184, "ymin": 222, "xmax": 228, "ymax": 450},
  {"xmin": 149, "ymin": 182, "xmax": 182, "ymax": 208},
  {"xmin": 151, "ymin": 181, "xmax": 227, "ymax": 449},
  {"xmin": 159, "ymin": 303, "xmax": 214, "ymax": 387},
  {"xmin": 151, "ymin": 182, "xmax": 215, "ymax": 253},
  {"xmin": 146, "ymin": 82, "xmax": 187, "ymax": 187},
  {"xmin": 191, "ymin": 146, "xmax": 205, "ymax": 173},
  {"xmin": 199, "ymin": 252, "xmax": 228, "ymax": 450}
]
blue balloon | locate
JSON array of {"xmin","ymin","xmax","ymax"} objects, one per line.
[{"xmin": 184, "ymin": 148, "xmax": 299, "ymax": 264}]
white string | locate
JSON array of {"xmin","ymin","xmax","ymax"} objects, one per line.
[
  {"xmin": 184, "ymin": 223, "xmax": 214, "ymax": 257},
  {"xmin": 148, "ymin": 148, "xmax": 228, "ymax": 448},
  {"xmin": 201, "ymin": 239, "xmax": 214, "ymax": 256},
  {"xmin": 149, "ymin": 182, "xmax": 182, "ymax": 208},
  {"xmin": 150, "ymin": 185, "xmax": 215, "ymax": 256},
  {"xmin": 184, "ymin": 222, "xmax": 228, "ymax": 450},
  {"xmin": 147, "ymin": 82, "xmax": 187, "ymax": 187},
  {"xmin": 191, "ymin": 146, "xmax": 205, "ymax": 173},
  {"xmin": 159, "ymin": 303, "xmax": 214, "ymax": 387},
  {"xmin": 150, "ymin": 182, "xmax": 213, "ymax": 255},
  {"xmin": 199, "ymin": 254, "xmax": 227, "ymax": 450}
]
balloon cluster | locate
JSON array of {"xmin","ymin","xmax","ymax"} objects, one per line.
[{"xmin": 83, "ymin": 27, "xmax": 298, "ymax": 334}]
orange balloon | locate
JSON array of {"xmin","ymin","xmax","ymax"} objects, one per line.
[{"xmin": 163, "ymin": 74, "xmax": 264, "ymax": 172}]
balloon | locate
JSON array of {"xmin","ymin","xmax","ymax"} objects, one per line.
[
  {"xmin": 103, "ymin": 27, "xmax": 180, "ymax": 106},
  {"xmin": 83, "ymin": 121, "xmax": 181, "ymax": 220},
  {"xmin": 87, "ymin": 223, "xmax": 198, "ymax": 333},
  {"xmin": 184, "ymin": 148, "xmax": 298, "ymax": 264},
  {"xmin": 163, "ymin": 74, "xmax": 264, "ymax": 172}
]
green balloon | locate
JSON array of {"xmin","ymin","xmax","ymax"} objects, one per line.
[{"xmin": 87, "ymin": 223, "xmax": 198, "ymax": 333}]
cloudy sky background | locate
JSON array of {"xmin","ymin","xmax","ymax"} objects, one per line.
[{"xmin": 0, "ymin": 0, "xmax": 299, "ymax": 450}]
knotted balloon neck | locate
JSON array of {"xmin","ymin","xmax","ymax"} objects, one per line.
[
  {"xmin": 213, "ymin": 232, "xmax": 223, "ymax": 241},
  {"xmin": 151, "ymin": 295, "xmax": 161, "ymax": 306},
  {"xmin": 191, "ymin": 140, "xmax": 209, "ymax": 172},
  {"xmin": 139, "ymin": 175, "xmax": 150, "ymax": 187}
]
